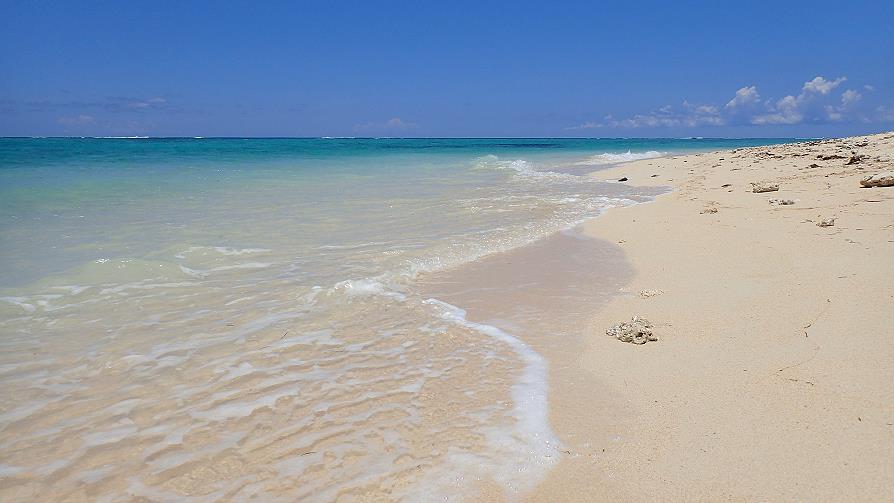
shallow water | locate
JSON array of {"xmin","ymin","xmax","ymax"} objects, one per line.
[{"xmin": 0, "ymin": 137, "xmax": 790, "ymax": 500}]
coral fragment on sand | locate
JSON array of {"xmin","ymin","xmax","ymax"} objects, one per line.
[
  {"xmin": 606, "ymin": 316, "xmax": 657, "ymax": 345},
  {"xmin": 751, "ymin": 182, "xmax": 779, "ymax": 193},
  {"xmin": 859, "ymin": 172, "xmax": 894, "ymax": 188}
]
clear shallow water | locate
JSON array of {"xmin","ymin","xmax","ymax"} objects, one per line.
[{"xmin": 0, "ymin": 137, "xmax": 791, "ymax": 500}]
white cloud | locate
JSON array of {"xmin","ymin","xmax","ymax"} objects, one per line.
[
  {"xmin": 126, "ymin": 97, "xmax": 167, "ymax": 109},
  {"xmin": 752, "ymin": 76, "xmax": 850, "ymax": 125},
  {"xmin": 875, "ymin": 105, "xmax": 894, "ymax": 122},
  {"xmin": 822, "ymin": 89, "xmax": 864, "ymax": 121},
  {"xmin": 566, "ymin": 121, "xmax": 602, "ymax": 130},
  {"xmin": 577, "ymin": 101, "xmax": 725, "ymax": 129},
  {"xmin": 383, "ymin": 118, "xmax": 410, "ymax": 129},
  {"xmin": 354, "ymin": 117, "xmax": 417, "ymax": 133},
  {"xmin": 841, "ymin": 89, "xmax": 862, "ymax": 106},
  {"xmin": 570, "ymin": 75, "xmax": 881, "ymax": 130},
  {"xmin": 614, "ymin": 114, "xmax": 678, "ymax": 128},
  {"xmin": 694, "ymin": 104, "xmax": 719, "ymax": 114},
  {"xmin": 802, "ymin": 76, "xmax": 847, "ymax": 95},
  {"xmin": 752, "ymin": 95, "xmax": 805, "ymax": 125},
  {"xmin": 57, "ymin": 114, "xmax": 95, "ymax": 125},
  {"xmin": 824, "ymin": 106, "xmax": 843, "ymax": 122},
  {"xmin": 725, "ymin": 86, "xmax": 760, "ymax": 109}
]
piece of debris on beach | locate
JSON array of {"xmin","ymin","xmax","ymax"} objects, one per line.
[
  {"xmin": 769, "ymin": 198, "xmax": 795, "ymax": 206},
  {"xmin": 639, "ymin": 289, "xmax": 664, "ymax": 298},
  {"xmin": 751, "ymin": 182, "xmax": 779, "ymax": 193},
  {"xmin": 817, "ymin": 218, "xmax": 836, "ymax": 228},
  {"xmin": 606, "ymin": 316, "xmax": 657, "ymax": 344},
  {"xmin": 700, "ymin": 206, "xmax": 718, "ymax": 214},
  {"xmin": 859, "ymin": 172, "xmax": 894, "ymax": 188}
]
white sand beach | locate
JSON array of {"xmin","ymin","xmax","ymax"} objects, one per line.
[{"xmin": 527, "ymin": 132, "xmax": 894, "ymax": 501}]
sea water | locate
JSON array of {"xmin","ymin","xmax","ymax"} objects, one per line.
[{"xmin": 0, "ymin": 137, "xmax": 789, "ymax": 501}]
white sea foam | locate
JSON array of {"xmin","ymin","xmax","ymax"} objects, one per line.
[
  {"xmin": 332, "ymin": 279, "xmax": 406, "ymax": 301},
  {"xmin": 179, "ymin": 262, "xmax": 271, "ymax": 278},
  {"xmin": 212, "ymin": 246, "xmax": 272, "ymax": 256},
  {"xmin": 403, "ymin": 195, "xmax": 637, "ymax": 278},
  {"xmin": 175, "ymin": 245, "xmax": 271, "ymax": 259},
  {"xmin": 419, "ymin": 299, "xmax": 560, "ymax": 497},
  {"xmin": 580, "ymin": 150, "xmax": 665, "ymax": 165},
  {"xmin": 0, "ymin": 297, "xmax": 37, "ymax": 313},
  {"xmin": 486, "ymin": 158, "xmax": 578, "ymax": 182},
  {"xmin": 317, "ymin": 241, "xmax": 387, "ymax": 250},
  {"xmin": 98, "ymin": 281, "xmax": 196, "ymax": 296},
  {"xmin": 50, "ymin": 285, "xmax": 92, "ymax": 295}
]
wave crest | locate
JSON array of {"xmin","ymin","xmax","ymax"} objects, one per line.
[{"xmin": 581, "ymin": 150, "xmax": 665, "ymax": 165}]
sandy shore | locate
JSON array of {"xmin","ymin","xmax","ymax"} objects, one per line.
[{"xmin": 527, "ymin": 132, "xmax": 894, "ymax": 501}]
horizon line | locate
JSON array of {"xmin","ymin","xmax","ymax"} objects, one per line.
[{"xmin": 1, "ymin": 135, "xmax": 819, "ymax": 140}]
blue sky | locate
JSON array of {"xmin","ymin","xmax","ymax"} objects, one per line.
[{"xmin": 1, "ymin": 0, "xmax": 892, "ymax": 137}]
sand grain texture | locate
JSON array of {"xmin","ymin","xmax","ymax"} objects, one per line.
[{"xmin": 528, "ymin": 132, "xmax": 894, "ymax": 501}]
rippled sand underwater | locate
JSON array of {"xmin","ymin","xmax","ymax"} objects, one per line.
[
  {"xmin": 1, "ymin": 269, "xmax": 547, "ymax": 500},
  {"xmin": 0, "ymin": 138, "xmax": 778, "ymax": 500}
]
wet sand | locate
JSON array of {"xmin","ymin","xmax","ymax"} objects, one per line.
[{"xmin": 419, "ymin": 230, "xmax": 638, "ymax": 499}]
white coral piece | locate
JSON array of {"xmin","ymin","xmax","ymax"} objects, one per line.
[{"xmin": 606, "ymin": 316, "xmax": 657, "ymax": 345}]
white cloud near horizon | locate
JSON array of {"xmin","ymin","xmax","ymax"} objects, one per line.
[
  {"xmin": 751, "ymin": 75, "xmax": 848, "ymax": 125},
  {"xmin": 569, "ymin": 100, "xmax": 724, "ymax": 129},
  {"xmin": 751, "ymin": 94, "xmax": 804, "ymax": 125},
  {"xmin": 877, "ymin": 105, "xmax": 894, "ymax": 122},
  {"xmin": 570, "ymin": 75, "xmax": 889, "ymax": 129},
  {"xmin": 126, "ymin": 97, "xmax": 167, "ymax": 109},
  {"xmin": 57, "ymin": 114, "xmax": 95, "ymax": 125},
  {"xmin": 353, "ymin": 117, "xmax": 417, "ymax": 133},
  {"xmin": 725, "ymin": 86, "xmax": 760, "ymax": 109},
  {"xmin": 802, "ymin": 76, "xmax": 847, "ymax": 95},
  {"xmin": 841, "ymin": 89, "xmax": 862, "ymax": 106},
  {"xmin": 824, "ymin": 89, "xmax": 865, "ymax": 122}
]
